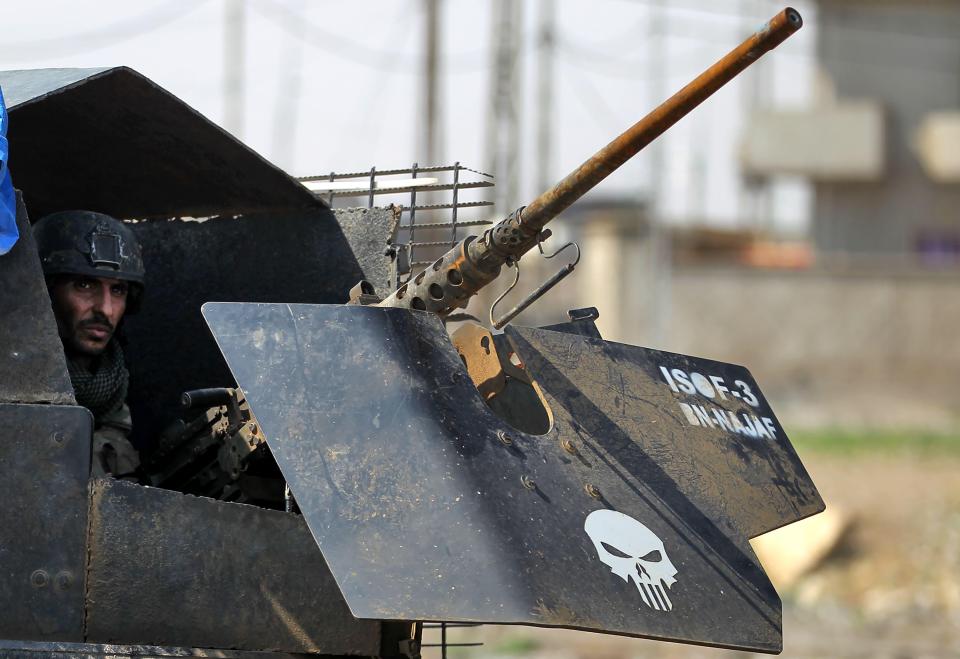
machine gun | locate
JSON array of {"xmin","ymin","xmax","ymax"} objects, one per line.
[
  {"xmin": 144, "ymin": 388, "xmax": 289, "ymax": 508},
  {"xmin": 148, "ymin": 7, "xmax": 805, "ymax": 520},
  {"xmin": 196, "ymin": 7, "xmax": 823, "ymax": 655},
  {"xmin": 375, "ymin": 7, "xmax": 803, "ymax": 322}
]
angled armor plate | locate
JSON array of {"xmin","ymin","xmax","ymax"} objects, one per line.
[{"xmin": 203, "ymin": 303, "xmax": 823, "ymax": 653}]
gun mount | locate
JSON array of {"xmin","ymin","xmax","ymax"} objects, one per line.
[{"xmin": 379, "ymin": 7, "xmax": 803, "ymax": 318}]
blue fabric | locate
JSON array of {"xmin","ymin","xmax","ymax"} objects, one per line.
[{"xmin": 0, "ymin": 86, "xmax": 18, "ymax": 255}]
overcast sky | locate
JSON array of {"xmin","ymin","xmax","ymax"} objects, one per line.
[{"xmin": 0, "ymin": 0, "xmax": 819, "ymax": 234}]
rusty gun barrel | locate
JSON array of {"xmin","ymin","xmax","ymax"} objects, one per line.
[{"xmin": 379, "ymin": 7, "xmax": 802, "ymax": 316}]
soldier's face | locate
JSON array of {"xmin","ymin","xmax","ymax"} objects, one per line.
[{"xmin": 50, "ymin": 275, "xmax": 129, "ymax": 358}]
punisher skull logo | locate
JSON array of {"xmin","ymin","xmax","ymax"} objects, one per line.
[{"xmin": 584, "ymin": 509, "xmax": 678, "ymax": 611}]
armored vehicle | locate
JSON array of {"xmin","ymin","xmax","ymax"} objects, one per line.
[{"xmin": 0, "ymin": 8, "xmax": 823, "ymax": 658}]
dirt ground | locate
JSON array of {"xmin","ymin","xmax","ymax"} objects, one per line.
[{"xmin": 423, "ymin": 451, "xmax": 960, "ymax": 659}]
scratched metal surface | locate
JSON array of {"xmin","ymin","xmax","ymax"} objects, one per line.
[
  {"xmin": 0, "ymin": 404, "xmax": 91, "ymax": 642},
  {"xmin": 0, "ymin": 195, "xmax": 75, "ymax": 405},
  {"xmin": 1, "ymin": 66, "xmax": 319, "ymax": 218},
  {"xmin": 203, "ymin": 303, "xmax": 823, "ymax": 653},
  {"xmin": 84, "ymin": 479, "xmax": 380, "ymax": 655},
  {"xmin": 505, "ymin": 326, "xmax": 823, "ymax": 540}
]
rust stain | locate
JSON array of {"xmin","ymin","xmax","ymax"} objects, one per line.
[
  {"xmin": 531, "ymin": 598, "xmax": 601, "ymax": 628},
  {"xmin": 378, "ymin": 8, "xmax": 802, "ymax": 314}
]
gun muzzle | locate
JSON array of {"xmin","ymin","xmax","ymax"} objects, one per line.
[{"xmin": 379, "ymin": 7, "xmax": 803, "ymax": 316}]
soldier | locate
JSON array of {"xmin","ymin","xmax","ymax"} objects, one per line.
[{"xmin": 33, "ymin": 210, "xmax": 145, "ymax": 480}]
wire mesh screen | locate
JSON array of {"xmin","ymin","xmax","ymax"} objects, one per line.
[
  {"xmin": 300, "ymin": 163, "xmax": 496, "ymax": 291},
  {"xmin": 421, "ymin": 622, "xmax": 484, "ymax": 658}
]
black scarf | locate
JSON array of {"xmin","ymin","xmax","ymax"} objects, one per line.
[{"xmin": 66, "ymin": 339, "xmax": 129, "ymax": 425}]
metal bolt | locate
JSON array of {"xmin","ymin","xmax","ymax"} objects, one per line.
[
  {"xmin": 55, "ymin": 571, "xmax": 73, "ymax": 590},
  {"xmin": 584, "ymin": 483, "xmax": 601, "ymax": 499},
  {"xmin": 51, "ymin": 431, "xmax": 65, "ymax": 444},
  {"xmin": 30, "ymin": 570, "xmax": 49, "ymax": 588},
  {"xmin": 497, "ymin": 430, "xmax": 513, "ymax": 446},
  {"xmin": 521, "ymin": 475, "xmax": 536, "ymax": 491},
  {"xmin": 560, "ymin": 439, "xmax": 577, "ymax": 455},
  {"xmin": 249, "ymin": 422, "xmax": 258, "ymax": 435}
]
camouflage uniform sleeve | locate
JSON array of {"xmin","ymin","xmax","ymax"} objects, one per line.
[{"xmin": 91, "ymin": 401, "xmax": 141, "ymax": 481}]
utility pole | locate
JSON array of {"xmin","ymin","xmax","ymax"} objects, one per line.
[
  {"xmin": 739, "ymin": 0, "xmax": 774, "ymax": 235},
  {"xmin": 272, "ymin": 0, "xmax": 305, "ymax": 170},
  {"xmin": 485, "ymin": 0, "xmax": 522, "ymax": 214},
  {"xmin": 647, "ymin": 0, "xmax": 665, "ymax": 222},
  {"xmin": 536, "ymin": 0, "xmax": 555, "ymax": 193},
  {"xmin": 422, "ymin": 0, "xmax": 441, "ymax": 164},
  {"xmin": 223, "ymin": 0, "xmax": 246, "ymax": 139},
  {"xmin": 647, "ymin": 0, "xmax": 671, "ymax": 346},
  {"xmin": 755, "ymin": 0, "xmax": 774, "ymax": 235}
]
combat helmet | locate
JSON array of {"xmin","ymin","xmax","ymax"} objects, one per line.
[{"xmin": 33, "ymin": 210, "xmax": 145, "ymax": 311}]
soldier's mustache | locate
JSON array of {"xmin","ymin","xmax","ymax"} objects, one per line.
[{"xmin": 78, "ymin": 313, "xmax": 114, "ymax": 333}]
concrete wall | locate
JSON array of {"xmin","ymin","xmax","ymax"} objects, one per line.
[
  {"xmin": 515, "ymin": 237, "xmax": 960, "ymax": 430},
  {"xmin": 493, "ymin": 207, "xmax": 960, "ymax": 432},
  {"xmin": 621, "ymin": 265, "xmax": 960, "ymax": 431}
]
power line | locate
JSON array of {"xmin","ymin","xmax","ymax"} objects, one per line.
[
  {"xmin": 485, "ymin": 0, "xmax": 523, "ymax": 213},
  {"xmin": 555, "ymin": 34, "xmax": 705, "ymax": 80},
  {"xmin": 223, "ymin": 0, "xmax": 246, "ymax": 139},
  {"xmin": 556, "ymin": 15, "xmax": 959, "ymax": 80},
  {"xmin": 595, "ymin": 0, "xmax": 788, "ymax": 21},
  {"xmin": 536, "ymin": 0, "xmax": 556, "ymax": 193},
  {"xmin": 556, "ymin": 2, "xmax": 747, "ymax": 59},
  {"xmin": 327, "ymin": 2, "xmax": 417, "ymax": 168},
  {"xmin": 271, "ymin": 0, "xmax": 306, "ymax": 167},
  {"xmin": 0, "ymin": 0, "xmax": 211, "ymax": 59},
  {"xmin": 591, "ymin": 0, "xmax": 960, "ymax": 50},
  {"xmin": 251, "ymin": 0, "xmax": 491, "ymax": 74},
  {"xmin": 423, "ymin": 0, "xmax": 441, "ymax": 163},
  {"xmin": 562, "ymin": 64, "xmax": 625, "ymax": 134}
]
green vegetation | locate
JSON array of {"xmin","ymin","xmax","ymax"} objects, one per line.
[
  {"xmin": 489, "ymin": 635, "xmax": 542, "ymax": 655},
  {"xmin": 790, "ymin": 428, "xmax": 960, "ymax": 456},
  {"xmin": 445, "ymin": 634, "xmax": 540, "ymax": 657}
]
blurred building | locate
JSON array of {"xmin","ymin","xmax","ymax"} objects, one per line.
[
  {"xmin": 743, "ymin": 0, "xmax": 960, "ymax": 263},
  {"xmin": 511, "ymin": 1, "xmax": 960, "ymax": 432}
]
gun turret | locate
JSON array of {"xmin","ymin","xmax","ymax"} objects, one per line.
[{"xmin": 378, "ymin": 7, "xmax": 802, "ymax": 316}]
